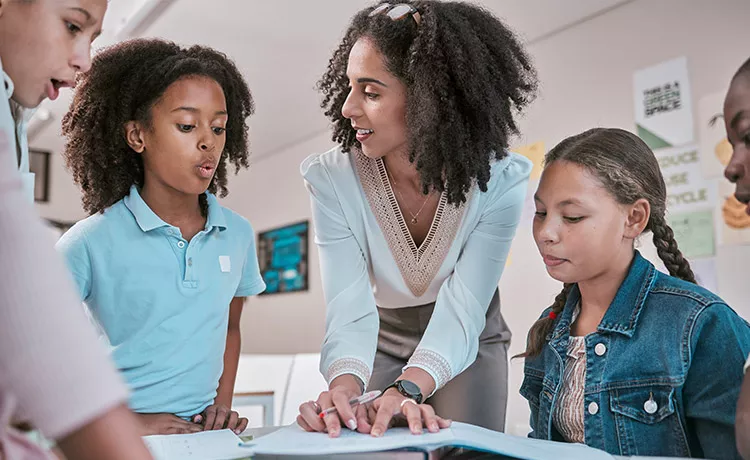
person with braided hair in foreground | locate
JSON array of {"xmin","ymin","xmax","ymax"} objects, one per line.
[
  {"xmin": 298, "ymin": 1, "xmax": 535, "ymax": 438},
  {"xmin": 518, "ymin": 127, "xmax": 750, "ymax": 457}
]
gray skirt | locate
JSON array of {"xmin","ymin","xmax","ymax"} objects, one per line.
[{"xmin": 366, "ymin": 290, "xmax": 510, "ymax": 432}]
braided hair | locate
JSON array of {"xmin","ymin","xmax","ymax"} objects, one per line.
[
  {"xmin": 318, "ymin": 1, "xmax": 537, "ymax": 205},
  {"xmin": 518, "ymin": 128, "xmax": 695, "ymax": 358}
]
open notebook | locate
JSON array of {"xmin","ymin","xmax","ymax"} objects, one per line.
[
  {"xmin": 143, "ymin": 422, "xmax": 615, "ymax": 460},
  {"xmin": 242, "ymin": 423, "xmax": 614, "ymax": 459}
]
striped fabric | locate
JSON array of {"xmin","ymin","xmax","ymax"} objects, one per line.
[{"xmin": 552, "ymin": 335, "xmax": 587, "ymax": 443}]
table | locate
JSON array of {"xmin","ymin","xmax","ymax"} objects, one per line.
[{"xmin": 233, "ymin": 391, "xmax": 275, "ymax": 427}]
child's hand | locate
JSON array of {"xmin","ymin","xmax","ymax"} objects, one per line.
[
  {"xmin": 192, "ymin": 404, "xmax": 248, "ymax": 434},
  {"xmin": 136, "ymin": 413, "xmax": 202, "ymax": 435}
]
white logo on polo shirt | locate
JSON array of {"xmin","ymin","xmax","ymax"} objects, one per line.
[{"xmin": 219, "ymin": 255, "xmax": 231, "ymax": 273}]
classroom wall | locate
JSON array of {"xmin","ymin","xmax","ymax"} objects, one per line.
[
  {"xmin": 220, "ymin": 131, "xmax": 334, "ymax": 355},
  {"xmin": 33, "ymin": 0, "xmax": 750, "ymax": 436},
  {"xmin": 32, "ymin": 122, "xmax": 89, "ymax": 223}
]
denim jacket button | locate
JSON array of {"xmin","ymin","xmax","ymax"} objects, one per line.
[
  {"xmin": 594, "ymin": 343, "xmax": 606, "ymax": 356},
  {"xmin": 588, "ymin": 401, "xmax": 599, "ymax": 415},
  {"xmin": 644, "ymin": 398, "xmax": 658, "ymax": 414}
]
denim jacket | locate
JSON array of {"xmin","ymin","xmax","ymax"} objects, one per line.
[{"xmin": 520, "ymin": 251, "xmax": 750, "ymax": 458}]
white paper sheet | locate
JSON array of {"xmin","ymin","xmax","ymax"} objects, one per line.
[
  {"xmin": 241, "ymin": 422, "xmax": 615, "ymax": 460},
  {"xmin": 143, "ymin": 429, "xmax": 250, "ymax": 460},
  {"xmin": 240, "ymin": 423, "xmax": 453, "ymax": 455}
]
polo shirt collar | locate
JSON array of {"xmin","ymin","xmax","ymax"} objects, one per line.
[{"xmin": 124, "ymin": 185, "xmax": 228, "ymax": 232}]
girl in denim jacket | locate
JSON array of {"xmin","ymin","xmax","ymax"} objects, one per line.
[{"xmin": 519, "ymin": 127, "xmax": 750, "ymax": 458}]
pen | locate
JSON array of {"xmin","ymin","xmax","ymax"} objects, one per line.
[{"xmin": 317, "ymin": 390, "xmax": 382, "ymax": 419}]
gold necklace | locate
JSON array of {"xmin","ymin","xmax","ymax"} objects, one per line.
[{"xmin": 386, "ymin": 170, "xmax": 432, "ymax": 225}]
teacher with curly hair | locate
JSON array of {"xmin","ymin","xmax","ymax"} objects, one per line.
[{"xmin": 298, "ymin": 1, "xmax": 537, "ymax": 438}]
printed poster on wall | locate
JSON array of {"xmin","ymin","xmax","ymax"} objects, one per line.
[
  {"xmin": 656, "ymin": 145, "xmax": 718, "ymax": 215},
  {"xmin": 667, "ymin": 210, "xmax": 715, "ymax": 259},
  {"xmin": 716, "ymin": 179, "xmax": 750, "ymax": 246},
  {"xmin": 634, "ymin": 57, "xmax": 694, "ymax": 149},
  {"xmin": 512, "ymin": 141, "xmax": 545, "ymax": 180},
  {"xmin": 655, "ymin": 145, "xmax": 717, "ymax": 258}
]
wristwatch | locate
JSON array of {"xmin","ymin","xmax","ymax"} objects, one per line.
[{"xmin": 383, "ymin": 379, "xmax": 423, "ymax": 404}]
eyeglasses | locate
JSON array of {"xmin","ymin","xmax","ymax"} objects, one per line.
[{"xmin": 368, "ymin": 3, "xmax": 421, "ymax": 26}]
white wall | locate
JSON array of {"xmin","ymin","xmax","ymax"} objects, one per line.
[
  {"xmin": 33, "ymin": 115, "xmax": 88, "ymax": 223},
  {"xmin": 32, "ymin": 0, "xmax": 750, "ymax": 436},
  {"xmin": 220, "ymin": 131, "xmax": 335, "ymax": 355}
]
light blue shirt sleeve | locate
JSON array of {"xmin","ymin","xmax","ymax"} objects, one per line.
[
  {"xmin": 55, "ymin": 223, "xmax": 94, "ymax": 302},
  {"xmin": 235, "ymin": 221, "xmax": 266, "ymax": 297},
  {"xmin": 405, "ymin": 154, "xmax": 532, "ymax": 391},
  {"xmin": 301, "ymin": 154, "xmax": 379, "ymax": 388}
]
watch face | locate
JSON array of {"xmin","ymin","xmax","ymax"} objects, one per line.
[{"xmin": 399, "ymin": 380, "xmax": 421, "ymax": 396}]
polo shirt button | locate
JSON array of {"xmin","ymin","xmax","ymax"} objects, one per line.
[
  {"xmin": 595, "ymin": 343, "xmax": 606, "ymax": 356},
  {"xmin": 188, "ymin": 258, "xmax": 193, "ymax": 266},
  {"xmin": 588, "ymin": 401, "xmax": 599, "ymax": 415},
  {"xmin": 177, "ymin": 241, "xmax": 185, "ymax": 249}
]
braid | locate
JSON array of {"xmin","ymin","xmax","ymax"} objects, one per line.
[
  {"xmin": 650, "ymin": 214, "xmax": 696, "ymax": 283},
  {"xmin": 516, "ymin": 283, "xmax": 573, "ymax": 359}
]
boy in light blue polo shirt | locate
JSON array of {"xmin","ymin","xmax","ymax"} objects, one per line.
[{"xmin": 56, "ymin": 39, "xmax": 264, "ymax": 436}]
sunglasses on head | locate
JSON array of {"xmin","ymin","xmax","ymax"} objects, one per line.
[{"xmin": 368, "ymin": 3, "xmax": 422, "ymax": 26}]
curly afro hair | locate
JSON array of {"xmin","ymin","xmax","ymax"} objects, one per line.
[
  {"xmin": 62, "ymin": 38, "xmax": 254, "ymax": 215},
  {"xmin": 319, "ymin": 1, "xmax": 537, "ymax": 205}
]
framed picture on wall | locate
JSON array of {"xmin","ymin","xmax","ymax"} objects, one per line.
[
  {"xmin": 29, "ymin": 149, "xmax": 51, "ymax": 203},
  {"xmin": 257, "ymin": 220, "xmax": 309, "ymax": 295}
]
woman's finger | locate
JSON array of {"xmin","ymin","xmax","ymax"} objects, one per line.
[
  {"xmin": 401, "ymin": 399, "xmax": 423, "ymax": 434},
  {"xmin": 419, "ymin": 404, "xmax": 439, "ymax": 433},
  {"xmin": 320, "ymin": 389, "xmax": 343, "ymax": 437},
  {"xmin": 370, "ymin": 399, "xmax": 397, "ymax": 437},
  {"xmin": 331, "ymin": 390, "xmax": 358, "ymax": 431},
  {"xmin": 436, "ymin": 416, "xmax": 452, "ymax": 429},
  {"xmin": 298, "ymin": 399, "xmax": 327, "ymax": 432},
  {"xmin": 355, "ymin": 404, "xmax": 372, "ymax": 434},
  {"xmin": 297, "ymin": 414, "xmax": 314, "ymax": 432}
]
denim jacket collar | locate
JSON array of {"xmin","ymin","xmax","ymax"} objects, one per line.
[{"xmin": 550, "ymin": 251, "xmax": 657, "ymax": 341}]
